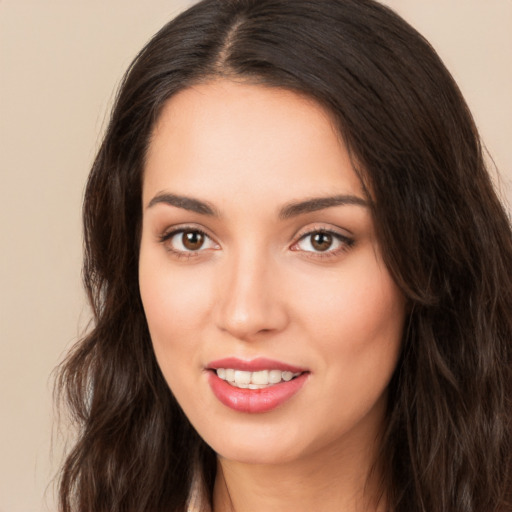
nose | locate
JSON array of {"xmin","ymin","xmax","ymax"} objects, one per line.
[{"xmin": 214, "ymin": 248, "xmax": 289, "ymax": 341}]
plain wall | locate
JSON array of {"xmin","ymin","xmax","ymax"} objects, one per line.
[{"xmin": 0, "ymin": 1, "xmax": 510, "ymax": 511}]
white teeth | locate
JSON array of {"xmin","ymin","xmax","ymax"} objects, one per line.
[
  {"xmin": 234, "ymin": 370, "xmax": 251, "ymax": 385},
  {"xmin": 269, "ymin": 369, "xmax": 282, "ymax": 383},
  {"xmin": 215, "ymin": 368, "xmax": 301, "ymax": 388},
  {"xmin": 251, "ymin": 370, "xmax": 269, "ymax": 385}
]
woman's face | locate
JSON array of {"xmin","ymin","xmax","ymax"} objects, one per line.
[{"xmin": 139, "ymin": 81, "xmax": 405, "ymax": 466}]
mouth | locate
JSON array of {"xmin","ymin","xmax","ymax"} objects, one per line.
[{"xmin": 206, "ymin": 357, "xmax": 309, "ymax": 413}]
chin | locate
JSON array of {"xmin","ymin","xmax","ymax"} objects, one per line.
[{"xmin": 199, "ymin": 420, "xmax": 314, "ymax": 466}]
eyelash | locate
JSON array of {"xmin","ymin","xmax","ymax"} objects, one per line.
[
  {"xmin": 158, "ymin": 226, "xmax": 355, "ymax": 260},
  {"xmin": 158, "ymin": 226, "xmax": 216, "ymax": 259},
  {"xmin": 292, "ymin": 229, "xmax": 355, "ymax": 259}
]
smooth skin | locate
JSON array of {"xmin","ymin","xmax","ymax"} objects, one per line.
[{"xmin": 139, "ymin": 80, "xmax": 406, "ymax": 512}]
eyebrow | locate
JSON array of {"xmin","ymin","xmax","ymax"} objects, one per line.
[
  {"xmin": 278, "ymin": 195, "xmax": 368, "ymax": 219},
  {"xmin": 146, "ymin": 192, "xmax": 219, "ymax": 216},
  {"xmin": 146, "ymin": 192, "xmax": 368, "ymax": 218}
]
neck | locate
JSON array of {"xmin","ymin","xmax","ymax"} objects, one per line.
[{"xmin": 213, "ymin": 433, "xmax": 386, "ymax": 512}]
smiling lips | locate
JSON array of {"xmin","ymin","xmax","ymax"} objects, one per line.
[{"xmin": 207, "ymin": 357, "xmax": 309, "ymax": 413}]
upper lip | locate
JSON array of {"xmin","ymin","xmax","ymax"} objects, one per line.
[{"xmin": 207, "ymin": 357, "xmax": 307, "ymax": 373}]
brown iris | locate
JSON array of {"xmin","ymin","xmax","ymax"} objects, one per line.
[
  {"xmin": 182, "ymin": 230, "xmax": 204, "ymax": 250},
  {"xmin": 311, "ymin": 232, "xmax": 333, "ymax": 251}
]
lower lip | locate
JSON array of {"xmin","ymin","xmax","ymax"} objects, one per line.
[{"xmin": 207, "ymin": 371, "xmax": 309, "ymax": 413}]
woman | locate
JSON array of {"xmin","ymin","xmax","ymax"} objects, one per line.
[{"xmin": 56, "ymin": 0, "xmax": 512, "ymax": 511}]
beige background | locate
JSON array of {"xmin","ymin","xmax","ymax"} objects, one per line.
[{"xmin": 0, "ymin": 1, "xmax": 510, "ymax": 511}]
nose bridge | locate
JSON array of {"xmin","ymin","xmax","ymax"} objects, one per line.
[{"xmin": 215, "ymin": 243, "xmax": 287, "ymax": 339}]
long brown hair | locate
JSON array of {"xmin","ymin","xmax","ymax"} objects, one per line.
[{"xmin": 56, "ymin": 0, "xmax": 512, "ymax": 510}]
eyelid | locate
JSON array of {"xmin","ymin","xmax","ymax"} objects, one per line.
[
  {"xmin": 290, "ymin": 225, "xmax": 355, "ymax": 256},
  {"xmin": 157, "ymin": 223, "xmax": 353, "ymax": 258},
  {"xmin": 158, "ymin": 224, "xmax": 220, "ymax": 255},
  {"xmin": 292, "ymin": 223, "xmax": 353, "ymax": 242}
]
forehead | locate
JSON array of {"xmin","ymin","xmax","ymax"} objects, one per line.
[{"xmin": 143, "ymin": 80, "xmax": 364, "ymax": 206}]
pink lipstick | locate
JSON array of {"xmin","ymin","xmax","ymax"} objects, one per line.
[{"xmin": 206, "ymin": 357, "xmax": 309, "ymax": 413}]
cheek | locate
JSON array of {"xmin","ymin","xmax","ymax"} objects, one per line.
[
  {"xmin": 139, "ymin": 255, "xmax": 216, "ymax": 416},
  {"xmin": 289, "ymin": 263, "xmax": 404, "ymax": 441},
  {"xmin": 295, "ymin": 263, "xmax": 404, "ymax": 343},
  {"xmin": 291, "ymin": 257, "xmax": 405, "ymax": 396},
  {"xmin": 138, "ymin": 249, "xmax": 213, "ymax": 369}
]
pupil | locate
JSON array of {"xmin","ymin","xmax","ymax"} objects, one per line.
[
  {"xmin": 312, "ymin": 232, "xmax": 332, "ymax": 251},
  {"xmin": 183, "ymin": 231, "xmax": 204, "ymax": 250}
]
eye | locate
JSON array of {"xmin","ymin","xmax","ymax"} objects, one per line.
[
  {"xmin": 161, "ymin": 228, "xmax": 219, "ymax": 253},
  {"xmin": 293, "ymin": 230, "xmax": 353, "ymax": 255}
]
